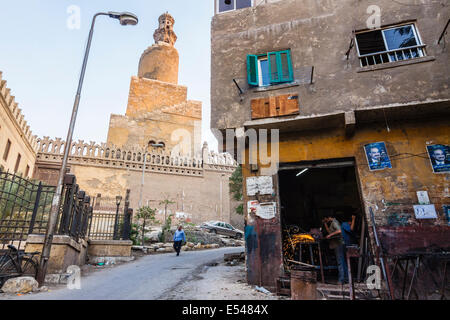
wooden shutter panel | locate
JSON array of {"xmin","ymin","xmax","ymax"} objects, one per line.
[
  {"xmin": 247, "ymin": 55, "xmax": 259, "ymax": 86},
  {"xmin": 251, "ymin": 97, "xmax": 270, "ymax": 119},
  {"xmin": 251, "ymin": 95, "xmax": 299, "ymax": 119},
  {"xmin": 275, "ymin": 94, "xmax": 299, "ymax": 116}
]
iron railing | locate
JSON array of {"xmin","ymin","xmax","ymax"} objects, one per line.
[
  {"xmin": 55, "ymin": 174, "xmax": 93, "ymax": 242},
  {"xmin": 0, "ymin": 167, "xmax": 132, "ymax": 247},
  {"xmin": 88, "ymin": 190, "xmax": 132, "ymax": 241},
  {"xmin": 0, "ymin": 169, "xmax": 55, "ymax": 250},
  {"xmin": 359, "ymin": 44, "xmax": 426, "ymax": 67}
]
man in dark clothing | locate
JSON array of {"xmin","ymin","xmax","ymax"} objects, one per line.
[{"xmin": 323, "ymin": 216, "xmax": 349, "ymax": 284}]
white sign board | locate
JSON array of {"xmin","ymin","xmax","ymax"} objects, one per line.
[
  {"xmin": 246, "ymin": 176, "xmax": 273, "ymax": 196},
  {"xmin": 416, "ymin": 191, "xmax": 430, "ymax": 205},
  {"xmin": 413, "ymin": 204, "xmax": 438, "ymax": 219},
  {"xmin": 257, "ymin": 176, "xmax": 274, "ymax": 195},
  {"xmin": 246, "ymin": 177, "xmax": 258, "ymax": 196},
  {"xmin": 256, "ymin": 202, "xmax": 277, "ymax": 220}
]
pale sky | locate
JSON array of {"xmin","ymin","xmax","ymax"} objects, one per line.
[{"xmin": 0, "ymin": 0, "xmax": 218, "ymax": 150}]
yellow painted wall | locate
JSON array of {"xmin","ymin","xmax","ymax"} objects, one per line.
[{"xmin": 244, "ymin": 118, "xmax": 450, "ymax": 226}]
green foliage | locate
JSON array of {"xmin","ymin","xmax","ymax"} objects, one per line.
[
  {"xmin": 235, "ymin": 203, "xmax": 244, "ymax": 215},
  {"xmin": 136, "ymin": 206, "xmax": 157, "ymax": 246},
  {"xmin": 229, "ymin": 165, "xmax": 244, "ymax": 215},
  {"xmin": 129, "ymin": 223, "xmax": 140, "ymax": 245},
  {"xmin": 159, "ymin": 213, "xmax": 174, "ymax": 242}
]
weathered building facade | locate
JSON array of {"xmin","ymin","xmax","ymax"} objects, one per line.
[
  {"xmin": 211, "ymin": 0, "xmax": 449, "ymax": 297},
  {"xmin": 0, "ymin": 71, "xmax": 37, "ymax": 177}
]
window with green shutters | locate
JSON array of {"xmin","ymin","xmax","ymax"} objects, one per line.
[{"xmin": 247, "ymin": 50, "xmax": 293, "ymax": 87}]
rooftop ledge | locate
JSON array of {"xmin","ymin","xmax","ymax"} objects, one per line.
[{"xmin": 243, "ymin": 98, "xmax": 450, "ymax": 133}]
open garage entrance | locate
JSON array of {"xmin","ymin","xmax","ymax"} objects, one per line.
[{"xmin": 278, "ymin": 159, "xmax": 371, "ymax": 285}]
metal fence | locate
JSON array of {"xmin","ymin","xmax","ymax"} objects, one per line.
[
  {"xmin": 0, "ymin": 170, "xmax": 55, "ymax": 250},
  {"xmin": 0, "ymin": 168, "xmax": 132, "ymax": 248},
  {"xmin": 88, "ymin": 190, "xmax": 132, "ymax": 241},
  {"xmin": 55, "ymin": 174, "xmax": 93, "ymax": 242}
]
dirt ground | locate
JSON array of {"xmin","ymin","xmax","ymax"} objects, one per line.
[{"xmin": 162, "ymin": 261, "xmax": 286, "ymax": 300}]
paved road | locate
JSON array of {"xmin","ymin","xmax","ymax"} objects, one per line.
[{"xmin": 5, "ymin": 247, "xmax": 244, "ymax": 300}]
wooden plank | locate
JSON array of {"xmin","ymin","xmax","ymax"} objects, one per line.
[{"xmin": 251, "ymin": 97, "xmax": 270, "ymax": 119}]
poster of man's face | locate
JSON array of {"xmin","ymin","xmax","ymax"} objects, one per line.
[
  {"xmin": 427, "ymin": 144, "xmax": 450, "ymax": 173},
  {"xmin": 364, "ymin": 142, "xmax": 392, "ymax": 171}
]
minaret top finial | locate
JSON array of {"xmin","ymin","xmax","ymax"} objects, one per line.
[{"xmin": 153, "ymin": 12, "xmax": 177, "ymax": 46}]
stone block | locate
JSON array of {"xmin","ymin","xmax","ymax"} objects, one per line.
[
  {"xmin": 1, "ymin": 277, "xmax": 38, "ymax": 294},
  {"xmin": 88, "ymin": 240, "xmax": 133, "ymax": 257}
]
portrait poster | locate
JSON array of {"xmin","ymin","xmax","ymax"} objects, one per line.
[
  {"xmin": 426, "ymin": 144, "xmax": 450, "ymax": 173},
  {"xmin": 364, "ymin": 142, "xmax": 392, "ymax": 171}
]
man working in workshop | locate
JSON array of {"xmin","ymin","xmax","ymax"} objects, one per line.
[
  {"xmin": 341, "ymin": 214, "xmax": 357, "ymax": 247},
  {"xmin": 322, "ymin": 215, "xmax": 349, "ymax": 284}
]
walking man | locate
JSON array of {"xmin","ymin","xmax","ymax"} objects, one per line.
[{"xmin": 173, "ymin": 225, "xmax": 186, "ymax": 256}]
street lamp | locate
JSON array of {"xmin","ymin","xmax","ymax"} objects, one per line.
[
  {"xmin": 113, "ymin": 196, "xmax": 123, "ymax": 240},
  {"xmin": 37, "ymin": 11, "xmax": 138, "ymax": 285}
]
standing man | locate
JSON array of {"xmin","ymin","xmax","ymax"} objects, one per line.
[
  {"xmin": 323, "ymin": 216, "xmax": 349, "ymax": 284},
  {"xmin": 342, "ymin": 215, "xmax": 357, "ymax": 247},
  {"xmin": 173, "ymin": 225, "xmax": 186, "ymax": 256}
]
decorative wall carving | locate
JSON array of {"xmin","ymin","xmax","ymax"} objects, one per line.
[{"xmin": 36, "ymin": 137, "xmax": 237, "ymax": 176}]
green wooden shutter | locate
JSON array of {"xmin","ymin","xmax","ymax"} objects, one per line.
[
  {"xmin": 268, "ymin": 50, "xmax": 293, "ymax": 84},
  {"xmin": 279, "ymin": 50, "xmax": 293, "ymax": 82},
  {"xmin": 247, "ymin": 55, "xmax": 259, "ymax": 86},
  {"xmin": 268, "ymin": 52, "xmax": 280, "ymax": 83}
]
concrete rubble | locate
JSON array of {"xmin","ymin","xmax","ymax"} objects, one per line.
[{"xmin": 1, "ymin": 276, "xmax": 39, "ymax": 294}]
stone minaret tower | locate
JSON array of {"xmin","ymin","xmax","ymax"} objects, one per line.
[
  {"xmin": 106, "ymin": 12, "xmax": 202, "ymax": 156},
  {"xmin": 138, "ymin": 12, "xmax": 179, "ymax": 84}
]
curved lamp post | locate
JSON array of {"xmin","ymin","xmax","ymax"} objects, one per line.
[{"xmin": 37, "ymin": 11, "xmax": 138, "ymax": 285}]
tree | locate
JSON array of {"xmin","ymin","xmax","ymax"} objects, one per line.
[
  {"xmin": 229, "ymin": 165, "xmax": 243, "ymax": 215},
  {"xmin": 136, "ymin": 206, "xmax": 156, "ymax": 246},
  {"xmin": 159, "ymin": 196, "xmax": 175, "ymax": 225}
]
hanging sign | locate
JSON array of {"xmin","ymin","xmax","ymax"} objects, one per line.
[{"xmin": 256, "ymin": 202, "xmax": 277, "ymax": 220}]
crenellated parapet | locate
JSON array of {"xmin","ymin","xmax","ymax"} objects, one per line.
[
  {"xmin": 0, "ymin": 71, "xmax": 38, "ymax": 152},
  {"xmin": 201, "ymin": 142, "xmax": 237, "ymax": 173},
  {"xmin": 36, "ymin": 137, "xmax": 236, "ymax": 177}
]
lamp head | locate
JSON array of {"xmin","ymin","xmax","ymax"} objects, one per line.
[{"xmin": 108, "ymin": 12, "xmax": 139, "ymax": 26}]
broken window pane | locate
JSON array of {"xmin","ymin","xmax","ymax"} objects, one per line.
[{"xmin": 356, "ymin": 30, "xmax": 386, "ymax": 55}]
